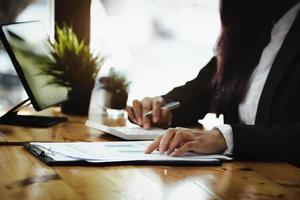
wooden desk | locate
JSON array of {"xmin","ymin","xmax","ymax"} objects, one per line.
[
  {"xmin": 0, "ymin": 108, "xmax": 122, "ymax": 144},
  {"xmin": 0, "ymin": 111, "xmax": 300, "ymax": 200}
]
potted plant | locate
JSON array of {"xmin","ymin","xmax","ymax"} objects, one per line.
[
  {"xmin": 40, "ymin": 25, "xmax": 103, "ymax": 115},
  {"xmin": 98, "ymin": 68, "xmax": 131, "ymax": 117}
]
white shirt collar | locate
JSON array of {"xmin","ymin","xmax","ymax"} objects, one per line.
[{"xmin": 271, "ymin": 2, "xmax": 300, "ymax": 39}]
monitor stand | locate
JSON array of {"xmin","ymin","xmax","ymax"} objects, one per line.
[{"xmin": 0, "ymin": 99, "xmax": 67, "ymax": 127}]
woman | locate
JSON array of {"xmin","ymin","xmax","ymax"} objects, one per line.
[{"xmin": 126, "ymin": 0, "xmax": 300, "ymax": 165}]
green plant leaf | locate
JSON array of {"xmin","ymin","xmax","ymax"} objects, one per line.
[{"xmin": 38, "ymin": 24, "xmax": 103, "ymax": 93}]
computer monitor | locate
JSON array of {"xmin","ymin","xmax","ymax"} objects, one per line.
[{"xmin": 0, "ymin": 21, "xmax": 68, "ymax": 127}]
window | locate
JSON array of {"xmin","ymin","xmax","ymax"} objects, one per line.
[{"xmin": 90, "ymin": 0, "xmax": 220, "ymax": 102}]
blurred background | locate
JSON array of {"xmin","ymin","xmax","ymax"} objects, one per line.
[
  {"xmin": 0, "ymin": 0, "xmax": 220, "ymax": 111},
  {"xmin": 0, "ymin": 0, "xmax": 53, "ymax": 112}
]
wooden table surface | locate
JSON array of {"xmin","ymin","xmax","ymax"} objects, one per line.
[
  {"xmin": 0, "ymin": 109, "xmax": 300, "ymax": 200},
  {"xmin": 0, "ymin": 108, "xmax": 122, "ymax": 144}
]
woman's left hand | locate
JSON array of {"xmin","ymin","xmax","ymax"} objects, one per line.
[{"xmin": 145, "ymin": 127, "xmax": 227, "ymax": 156}]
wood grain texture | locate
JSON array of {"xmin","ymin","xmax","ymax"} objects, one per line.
[
  {"xmin": 0, "ymin": 107, "xmax": 120, "ymax": 144},
  {"xmin": 244, "ymin": 162, "xmax": 300, "ymax": 196},
  {"xmin": 0, "ymin": 146, "xmax": 80, "ymax": 200},
  {"xmin": 0, "ymin": 110, "xmax": 300, "ymax": 200},
  {"xmin": 56, "ymin": 166, "xmax": 219, "ymax": 200},
  {"xmin": 177, "ymin": 162, "xmax": 300, "ymax": 200},
  {"xmin": 0, "ymin": 146, "xmax": 300, "ymax": 200}
]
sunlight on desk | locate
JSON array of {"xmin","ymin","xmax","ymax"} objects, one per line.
[{"xmin": 0, "ymin": 108, "xmax": 300, "ymax": 200}]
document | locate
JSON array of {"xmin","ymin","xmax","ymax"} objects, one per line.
[{"xmin": 25, "ymin": 141, "xmax": 232, "ymax": 166}]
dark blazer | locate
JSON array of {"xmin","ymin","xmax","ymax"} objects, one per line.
[{"xmin": 162, "ymin": 12, "xmax": 300, "ymax": 165}]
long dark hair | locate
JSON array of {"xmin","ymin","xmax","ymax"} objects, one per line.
[{"xmin": 211, "ymin": 0, "xmax": 298, "ymax": 118}]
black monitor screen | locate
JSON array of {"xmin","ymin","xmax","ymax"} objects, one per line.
[{"xmin": 0, "ymin": 21, "xmax": 68, "ymax": 111}]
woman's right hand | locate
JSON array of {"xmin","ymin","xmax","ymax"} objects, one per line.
[{"xmin": 126, "ymin": 96, "xmax": 172, "ymax": 129}]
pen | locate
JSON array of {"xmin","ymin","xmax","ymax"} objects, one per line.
[{"xmin": 144, "ymin": 101, "xmax": 181, "ymax": 117}]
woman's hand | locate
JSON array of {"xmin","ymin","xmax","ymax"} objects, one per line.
[
  {"xmin": 145, "ymin": 127, "xmax": 227, "ymax": 156},
  {"xmin": 126, "ymin": 96, "xmax": 172, "ymax": 129}
]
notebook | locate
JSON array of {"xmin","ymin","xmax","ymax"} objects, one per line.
[
  {"xmin": 24, "ymin": 141, "xmax": 232, "ymax": 166},
  {"xmin": 85, "ymin": 120, "xmax": 165, "ymax": 140}
]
